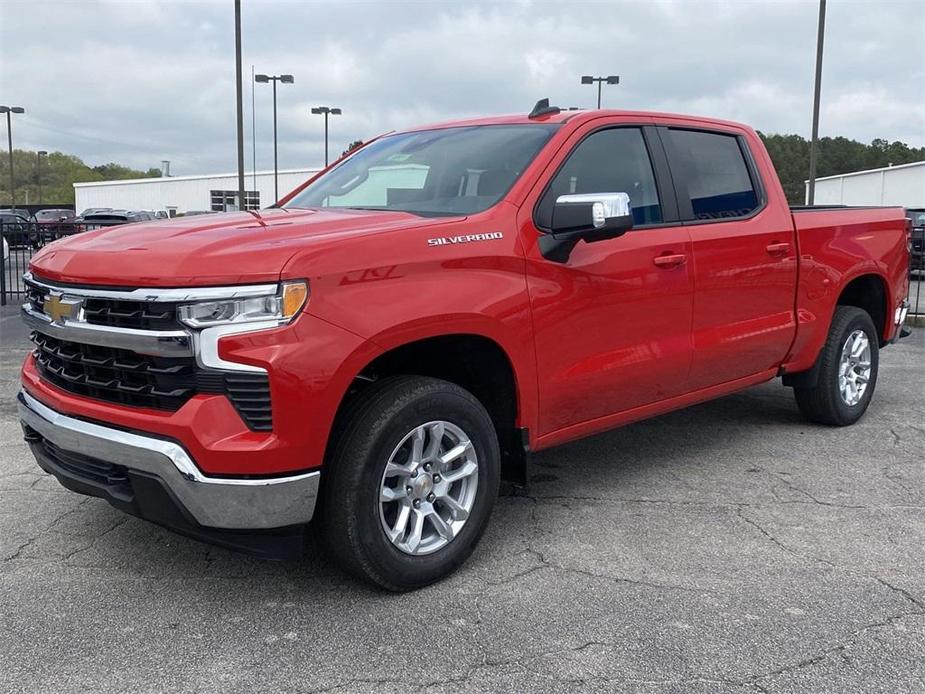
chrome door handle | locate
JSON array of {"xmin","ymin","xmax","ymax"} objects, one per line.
[
  {"xmin": 766, "ymin": 242, "xmax": 791, "ymax": 255},
  {"xmin": 653, "ymin": 253, "xmax": 686, "ymax": 268}
]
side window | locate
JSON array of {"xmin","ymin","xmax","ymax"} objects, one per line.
[
  {"xmin": 536, "ymin": 128, "xmax": 662, "ymax": 228},
  {"xmin": 667, "ymin": 129, "xmax": 759, "ymax": 220}
]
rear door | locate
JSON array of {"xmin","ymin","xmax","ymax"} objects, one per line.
[
  {"xmin": 520, "ymin": 120, "xmax": 694, "ymax": 436},
  {"xmin": 660, "ymin": 126, "xmax": 798, "ymax": 389}
]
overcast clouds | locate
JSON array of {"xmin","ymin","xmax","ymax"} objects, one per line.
[{"xmin": 1, "ymin": 0, "xmax": 923, "ymax": 176}]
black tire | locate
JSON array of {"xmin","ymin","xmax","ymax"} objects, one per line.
[
  {"xmin": 321, "ymin": 376, "xmax": 500, "ymax": 591},
  {"xmin": 794, "ymin": 306, "xmax": 880, "ymax": 426}
]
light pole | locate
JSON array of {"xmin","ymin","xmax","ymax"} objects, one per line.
[
  {"xmin": 234, "ymin": 0, "xmax": 245, "ymax": 212},
  {"xmin": 311, "ymin": 106, "xmax": 342, "ymax": 167},
  {"xmin": 1, "ymin": 106, "xmax": 25, "ymax": 210},
  {"xmin": 807, "ymin": 0, "xmax": 826, "ymax": 205},
  {"xmin": 255, "ymin": 73, "xmax": 294, "ymax": 203},
  {"xmin": 580, "ymin": 75, "xmax": 619, "ymax": 109},
  {"xmin": 37, "ymin": 150, "xmax": 47, "ymax": 204}
]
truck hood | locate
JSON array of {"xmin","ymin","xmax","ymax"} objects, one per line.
[{"xmin": 29, "ymin": 208, "xmax": 455, "ymax": 287}]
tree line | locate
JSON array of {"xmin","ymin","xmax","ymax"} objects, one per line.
[
  {"xmin": 1, "ymin": 134, "xmax": 922, "ymax": 207},
  {"xmin": 758, "ymin": 133, "xmax": 924, "ymax": 203},
  {"xmin": 0, "ymin": 151, "xmax": 160, "ymax": 206}
]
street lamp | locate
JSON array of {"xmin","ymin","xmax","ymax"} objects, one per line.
[
  {"xmin": 37, "ymin": 150, "xmax": 47, "ymax": 204},
  {"xmin": 0, "ymin": 106, "xmax": 25, "ymax": 210},
  {"xmin": 580, "ymin": 75, "xmax": 619, "ymax": 109},
  {"xmin": 311, "ymin": 106, "xmax": 342, "ymax": 167},
  {"xmin": 255, "ymin": 73, "xmax": 294, "ymax": 204}
]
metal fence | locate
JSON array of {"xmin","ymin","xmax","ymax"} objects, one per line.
[
  {"xmin": 2, "ymin": 221, "xmax": 83, "ymax": 306},
  {"xmin": 911, "ymin": 225, "xmax": 924, "ymax": 321}
]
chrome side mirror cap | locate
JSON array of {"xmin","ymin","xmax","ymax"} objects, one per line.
[
  {"xmin": 540, "ymin": 192, "xmax": 634, "ymax": 263},
  {"xmin": 556, "ymin": 192, "xmax": 631, "ymax": 230}
]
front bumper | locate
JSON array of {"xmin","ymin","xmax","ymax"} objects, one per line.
[{"xmin": 19, "ymin": 390, "xmax": 320, "ymax": 554}]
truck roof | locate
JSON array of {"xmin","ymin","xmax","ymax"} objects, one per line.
[{"xmin": 398, "ymin": 108, "xmax": 754, "ymax": 134}]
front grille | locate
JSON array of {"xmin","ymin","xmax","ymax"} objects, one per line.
[
  {"xmin": 82, "ymin": 297, "xmax": 180, "ymax": 330},
  {"xmin": 33, "ymin": 332, "xmax": 197, "ymax": 410},
  {"xmin": 24, "ymin": 281, "xmax": 45, "ymax": 313},
  {"xmin": 30, "ymin": 332, "xmax": 273, "ymax": 430},
  {"xmin": 24, "ymin": 278, "xmax": 181, "ymax": 330},
  {"xmin": 25, "ymin": 276, "xmax": 274, "ymax": 431}
]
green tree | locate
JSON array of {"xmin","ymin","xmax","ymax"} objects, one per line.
[
  {"xmin": 0, "ymin": 149, "xmax": 160, "ymax": 206},
  {"xmin": 759, "ymin": 133, "xmax": 925, "ymax": 204},
  {"xmin": 342, "ymin": 140, "xmax": 364, "ymax": 157}
]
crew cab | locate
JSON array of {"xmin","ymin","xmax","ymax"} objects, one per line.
[{"xmin": 18, "ymin": 104, "xmax": 911, "ymax": 591}]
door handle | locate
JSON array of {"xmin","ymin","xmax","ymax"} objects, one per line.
[
  {"xmin": 653, "ymin": 253, "xmax": 687, "ymax": 268},
  {"xmin": 766, "ymin": 242, "xmax": 791, "ymax": 255}
]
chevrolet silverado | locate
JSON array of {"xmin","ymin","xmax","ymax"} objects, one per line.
[{"xmin": 19, "ymin": 102, "xmax": 911, "ymax": 590}]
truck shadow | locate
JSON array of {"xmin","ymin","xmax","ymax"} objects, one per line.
[{"xmin": 47, "ymin": 380, "xmax": 813, "ymax": 596}]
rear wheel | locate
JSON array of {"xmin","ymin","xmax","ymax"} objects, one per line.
[
  {"xmin": 794, "ymin": 306, "xmax": 880, "ymax": 426},
  {"xmin": 321, "ymin": 376, "xmax": 500, "ymax": 591}
]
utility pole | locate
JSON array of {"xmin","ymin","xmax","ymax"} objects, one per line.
[
  {"xmin": 311, "ymin": 106, "xmax": 342, "ymax": 167},
  {"xmin": 807, "ymin": 0, "xmax": 826, "ymax": 205},
  {"xmin": 580, "ymin": 75, "xmax": 619, "ymax": 109},
  {"xmin": 251, "ymin": 64, "xmax": 257, "ymax": 193},
  {"xmin": 0, "ymin": 106, "xmax": 25, "ymax": 209},
  {"xmin": 234, "ymin": 0, "xmax": 246, "ymax": 211}
]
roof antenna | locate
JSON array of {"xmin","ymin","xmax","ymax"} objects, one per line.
[{"xmin": 528, "ymin": 98, "xmax": 561, "ymax": 119}]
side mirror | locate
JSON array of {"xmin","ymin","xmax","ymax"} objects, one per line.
[{"xmin": 539, "ymin": 192, "xmax": 634, "ymax": 263}]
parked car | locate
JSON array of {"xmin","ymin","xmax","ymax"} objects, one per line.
[
  {"xmin": 80, "ymin": 209, "xmax": 155, "ymax": 230},
  {"xmin": 908, "ymin": 208, "xmax": 924, "ymax": 272},
  {"xmin": 3, "ymin": 208, "xmax": 33, "ymax": 220},
  {"xmin": 0, "ymin": 211, "xmax": 37, "ymax": 249},
  {"xmin": 19, "ymin": 105, "xmax": 911, "ymax": 591},
  {"xmin": 35, "ymin": 208, "xmax": 76, "ymax": 226},
  {"xmin": 77, "ymin": 207, "xmax": 112, "ymax": 218},
  {"xmin": 33, "ymin": 208, "xmax": 79, "ymax": 245}
]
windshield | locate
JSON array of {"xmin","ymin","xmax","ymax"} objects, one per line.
[
  {"xmin": 909, "ymin": 210, "xmax": 925, "ymax": 226},
  {"xmin": 285, "ymin": 124, "xmax": 558, "ymax": 216}
]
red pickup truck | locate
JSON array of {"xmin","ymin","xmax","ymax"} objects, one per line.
[{"xmin": 19, "ymin": 104, "xmax": 911, "ymax": 590}]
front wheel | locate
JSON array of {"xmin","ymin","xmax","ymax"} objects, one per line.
[
  {"xmin": 794, "ymin": 306, "xmax": 880, "ymax": 426},
  {"xmin": 321, "ymin": 376, "xmax": 500, "ymax": 591}
]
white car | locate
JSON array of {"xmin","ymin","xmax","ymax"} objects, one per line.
[{"xmin": 2, "ymin": 236, "xmax": 8, "ymax": 264}]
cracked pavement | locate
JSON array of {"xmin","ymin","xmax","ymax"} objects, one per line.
[{"xmin": 1, "ymin": 305, "xmax": 923, "ymax": 693}]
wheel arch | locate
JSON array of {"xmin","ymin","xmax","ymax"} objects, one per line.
[
  {"xmin": 327, "ymin": 329, "xmax": 532, "ymax": 488},
  {"xmin": 835, "ymin": 272, "xmax": 890, "ymax": 346},
  {"xmin": 784, "ymin": 272, "xmax": 890, "ymax": 388}
]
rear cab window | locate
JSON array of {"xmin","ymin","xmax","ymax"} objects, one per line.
[{"xmin": 665, "ymin": 129, "xmax": 762, "ymax": 221}]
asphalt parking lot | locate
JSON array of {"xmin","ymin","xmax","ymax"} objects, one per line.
[{"xmin": 1, "ymin": 305, "xmax": 922, "ymax": 694}]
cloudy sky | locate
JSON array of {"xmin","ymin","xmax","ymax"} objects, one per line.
[{"xmin": 1, "ymin": 0, "xmax": 923, "ymax": 176}]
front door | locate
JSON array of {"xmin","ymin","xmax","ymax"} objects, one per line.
[{"xmin": 520, "ymin": 122, "xmax": 694, "ymax": 437}]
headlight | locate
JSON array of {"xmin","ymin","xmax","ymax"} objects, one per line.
[{"xmin": 177, "ymin": 281, "xmax": 308, "ymax": 328}]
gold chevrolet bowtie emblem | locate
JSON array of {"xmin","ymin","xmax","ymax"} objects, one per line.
[{"xmin": 45, "ymin": 294, "xmax": 80, "ymax": 323}]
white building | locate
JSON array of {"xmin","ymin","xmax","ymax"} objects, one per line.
[
  {"xmin": 74, "ymin": 167, "xmax": 321, "ymax": 216},
  {"xmin": 805, "ymin": 161, "xmax": 925, "ymax": 207}
]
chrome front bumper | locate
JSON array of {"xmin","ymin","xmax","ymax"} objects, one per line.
[{"xmin": 18, "ymin": 390, "xmax": 319, "ymax": 530}]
